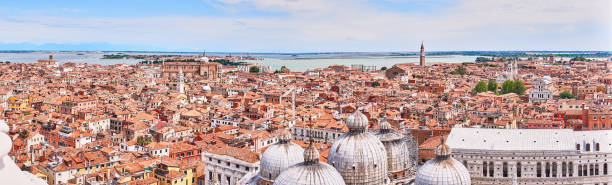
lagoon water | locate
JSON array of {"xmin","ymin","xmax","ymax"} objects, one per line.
[{"xmin": 0, "ymin": 51, "xmax": 480, "ymax": 72}]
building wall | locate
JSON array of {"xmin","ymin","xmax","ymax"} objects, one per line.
[{"xmin": 202, "ymin": 152, "xmax": 259, "ymax": 185}]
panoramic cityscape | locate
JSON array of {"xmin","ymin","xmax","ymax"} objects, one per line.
[{"xmin": 0, "ymin": 0, "xmax": 611, "ymax": 185}]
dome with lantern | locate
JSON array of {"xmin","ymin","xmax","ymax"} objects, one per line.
[
  {"xmin": 415, "ymin": 137, "xmax": 470, "ymax": 185},
  {"xmin": 273, "ymin": 140, "xmax": 345, "ymax": 185},
  {"xmin": 328, "ymin": 110, "xmax": 388, "ymax": 184},
  {"xmin": 259, "ymin": 129, "xmax": 305, "ymax": 183},
  {"xmin": 375, "ymin": 120, "xmax": 413, "ymax": 180}
]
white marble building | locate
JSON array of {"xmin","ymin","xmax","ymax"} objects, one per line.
[
  {"xmin": 529, "ymin": 78, "xmax": 553, "ymax": 103},
  {"xmin": 447, "ymin": 128, "xmax": 612, "ymax": 185},
  {"xmin": 202, "ymin": 148, "xmax": 259, "ymax": 185}
]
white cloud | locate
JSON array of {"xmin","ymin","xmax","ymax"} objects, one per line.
[{"xmin": 0, "ymin": 0, "xmax": 609, "ymax": 51}]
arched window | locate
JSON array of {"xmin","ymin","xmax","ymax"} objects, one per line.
[
  {"xmin": 586, "ymin": 143, "xmax": 591, "ymax": 151},
  {"xmin": 562, "ymin": 162, "xmax": 567, "ymax": 177},
  {"xmin": 546, "ymin": 162, "xmax": 551, "ymax": 177},
  {"xmin": 576, "ymin": 144, "xmax": 581, "ymax": 151},
  {"xmin": 578, "ymin": 165, "xmax": 583, "ymax": 176},
  {"xmin": 552, "ymin": 162, "xmax": 557, "ymax": 177},
  {"xmin": 584, "ymin": 164, "xmax": 588, "ymax": 176},
  {"xmin": 604, "ymin": 163, "xmax": 608, "ymax": 175},
  {"xmin": 483, "ymin": 161, "xmax": 488, "ymax": 177},
  {"xmin": 503, "ymin": 162, "xmax": 508, "ymax": 177},
  {"xmin": 537, "ymin": 162, "xmax": 542, "ymax": 177},
  {"xmin": 595, "ymin": 164, "xmax": 599, "ymax": 175},
  {"xmin": 596, "ymin": 143, "xmax": 600, "ymax": 151},
  {"xmin": 517, "ymin": 162, "xmax": 522, "ymax": 177},
  {"xmin": 569, "ymin": 162, "xmax": 574, "ymax": 177},
  {"xmin": 590, "ymin": 164, "xmax": 594, "ymax": 176},
  {"xmin": 489, "ymin": 162, "xmax": 494, "ymax": 177}
]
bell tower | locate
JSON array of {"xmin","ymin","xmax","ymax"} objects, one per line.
[{"xmin": 419, "ymin": 42, "xmax": 425, "ymax": 66}]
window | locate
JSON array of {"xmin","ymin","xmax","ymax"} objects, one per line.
[
  {"xmin": 587, "ymin": 143, "xmax": 591, "ymax": 151},
  {"xmin": 577, "ymin": 144, "xmax": 581, "ymax": 151},
  {"xmin": 546, "ymin": 162, "xmax": 550, "ymax": 177},
  {"xmin": 595, "ymin": 164, "xmax": 600, "ymax": 175},
  {"xmin": 584, "ymin": 164, "xmax": 588, "ymax": 176},
  {"xmin": 604, "ymin": 163, "xmax": 608, "ymax": 175},
  {"xmin": 483, "ymin": 162, "xmax": 488, "ymax": 177},
  {"xmin": 596, "ymin": 143, "xmax": 600, "ymax": 151},
  {"xmin": 537, "ymin": 162, "xmax": 542, "ymax": 177},
  {"xmin": 516, "ymin": 162, "xmax": 522, "ymax": 177},
  {"xmin": 489, "ymin": 162, "xmax": 494, "ymax": 177},
  {"xmin": 594, "ymin": 116, "xmax": 598, "ymax": 120},
  {"xmin": 552, "ymin": 162, "xmax": 557, "ymax": 177},
  {"xmin": 569, "ymin": 162, "xmax": 574, "ymax": 177},
  {"xmin": 590, "ymin": 164, "xmax": 594, "ymax": 176},
  {"xmin": 503, "ymin": 162, "xmax": 508, "ymax": 177}
]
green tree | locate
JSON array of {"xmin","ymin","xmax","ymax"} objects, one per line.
[
  {"xmin": 512, "ymin": 80, "xmax": 526, "ymax": 95},
  {"xmin": 137, "ymin": 136, "xmax": 152, "ymax": 145},
  {"xmin": 487, "ymin": 80, "xmax": 497, "ymax": 92},
  {"xmin": 501, "ymin": 80, "xmax": 514, "ymax": 94},
  {"xmin": 249, "ymin": 66, "xmax": 260, "ymax": 73},
  {"xmin": 560, "ymin": 91, "xmax": 574, "ymax": 99},
  {"xmin": 475, "ymin": 57, "xmax": 492, "ymax": 62},
  {"xmin": 371, "ymin": 81, "xmax": 380, "ymax": 87},
  {"xmin": 381, "ymin": 66, "xmax": 388, "ymax": 70},
  {"xmin": 472, "ymin": 81, "xmax": 488, "ymax": 93},
  {"xmin": 450, "ymin": 66, "xmax": 467, "ymax": 75},
  {"xmin": 456, "ymin": 66, "xmax": 467, "ymax": 75}
]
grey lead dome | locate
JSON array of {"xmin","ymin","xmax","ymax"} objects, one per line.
[
  {"xmin": 328, "ymin": 111, "xmax": 389, "ymax": 185},
  {"xmin": 345, "ymin": 109, "xmax": 369, "ymax": 131},
  {"xmin": 415, "ymin": 137, "xmax": 470, "ymax": 185},
  {"xmin": 273, "ymin": 141, "xmax": 346, "ymax": 185},
  {"xmin": 259, "ymin": 130, "xmax": 305, "ymax": 181}
]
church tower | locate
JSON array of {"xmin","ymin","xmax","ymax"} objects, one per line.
[
  {"xmin": 420, "ymin": 42, "xmax": 425, "ymax": 66},
  {"xmin": 178, "ymin": 67, "xmax": 185, "ymax": 94}
]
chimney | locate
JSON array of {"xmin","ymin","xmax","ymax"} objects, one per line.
[{"xmin": 49, "ymin": 55, "xmax": 53, "ymax": 60}]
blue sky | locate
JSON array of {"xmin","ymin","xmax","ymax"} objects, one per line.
[{"xmin": 0, "ymin": 0, "xmax": 610, "ymax": 52}]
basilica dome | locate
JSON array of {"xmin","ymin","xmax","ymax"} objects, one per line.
[
  {"xmin": 202, "ymin": 85, "xmax": 212, "ymax": 92},
  {"xmin": 259, "ymin": 130, "xmax": 304, "ymax": 181},
  {"xmin": 200, "ymin": 56, "xmax": 210, "ymax": 62},
  {"xmin": 328, "ymin": 110, "xmax": 388, "ymax": 185},
  {"xmin": 273, "ymin": 140, "xmax": 345, "ymax": 185},
  {"xmin": 415, "ymin": 137, "xmax": 470, "ymax": 185},
  {"xmin": 375, "ymin": 121, "xmax": 412, "ymax": 175}
]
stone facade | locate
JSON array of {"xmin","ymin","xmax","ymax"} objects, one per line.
[
  {"xmin": 162, "ymin": 62, "xmax": 222, "ymax": 80},
  {"xmin": 447, "ymin": 128, "xmax": 612, "ymax": 185},
  {"xmin": 529, "ymin": 78, "xmax": 552, "ymax": 103}
]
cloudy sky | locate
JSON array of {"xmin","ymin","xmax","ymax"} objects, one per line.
[{"xmin": 0, "ymin": 0, "xmax": 610, "ymax": 52}]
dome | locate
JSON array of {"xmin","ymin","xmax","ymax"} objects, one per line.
[
  {"xmin": 345, "ymin": 110, "xmax": 369, "ymax": 132},
  {"xmin": 200, "ymin": 56, "xmax": 209, "ymax": 62},
  {"xmin": 375, "ymin": 121, "xmax": 412, "ymax": 174},
  {"xmin": 328, "ymin": 111, "xmax": 388, "ymax": 185},
  {"xmin": 274, "ymin": 141, "xmax": 345, "ymax": 185},
  {"xmin": 415, "ymin": 137, "xmax": 470, "ymax": 185},
  {"xmin": 542, "ymin": 75, "xmax": 552, "ymax": 84},
  {"xmin": 259, "ymin": 130, "xmax": 305, "ymax": 181},
  {"xmin": 202, "ymin": 85, "xmax": 212, "ymax": 92}
]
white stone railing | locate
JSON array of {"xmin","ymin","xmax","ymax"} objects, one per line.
[{"xmin": 0, "ymin": 120, "xmax": 47, "ymax": 185}]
